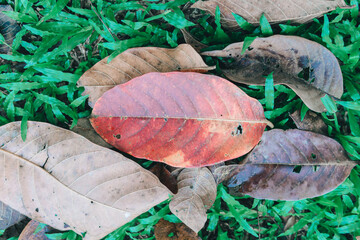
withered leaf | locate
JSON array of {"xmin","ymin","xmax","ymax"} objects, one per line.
[
  {"xmin": 70, "ymin": 118, "xmax": 113, "ymax": 149},
  {"xmin": 0, "ymin": 121, "xmax": 171, "ymax": 240},
  {"xmin": 169, "ymin": 168, "xmax": 217, "ymax": 232},
  {"xmin": 91, "ymin": 72, "xmax": 269, "ymax": 167},
  {"xmin": 18, "ymin": 220, "xmax": 52, "ymax": 240},
  {"xmin": 0, "ymin": 6, "xmax": 20, "ymax": 54},
  {"xmin": 0, "ymin": 201, "xmax": 25, "ymax": 230},
  {"xmin": 290, "ymin": 109, "xmax": 328, "ymax": 135},
  {"xmin": 192, "ymin": 0, "xmax": 350, "ymax": 29},
  {"xmin": 203, "ymin": 35, "xmax": 343, "ymax": 112},
  {"xmin": 78, "ymin": 44, "xmax": 215, "ymax": 107},
  {"xmin": 149, "ymin": 164, "xmax": 178, "ymax": 194},
  {"xmin": 226, "ymin": 129, "xmax": 356, "ymax": 200},
  {"xmin": 154, "ymin": 219, "xmax": 199, "ymax": 240}
]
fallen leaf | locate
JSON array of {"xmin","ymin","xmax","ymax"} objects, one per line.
[
  {"xmin": 18, "ymin": 220, "xmax": 52, "ymax": 240},
  {"xmin": 203, "ymin": 35, "xmax": 343, "ymax": 112},
  {"xmin": 180, "ymin": 29, "xmax": 208, "ymax": 53},
  {"xmin": 77, "ymin": 44, "xmax": 215, "ymax": 107},
  {"xmin": 192, "ymin": 0, "xmax": 350, "ymax": 29},
  {"xmin": 0, "ymin": 5, "xmax": 20, "ymax": 54},
  {"xmin": 225, "ymin": 129, "xmax": 356, "ymax": 200},
  {"xmin": 70, "ymin": 118, "xmax": 113, "ymax": 148},
  {"xmin": 154, "ymin": 219, "xmax": 199, "ymax": 240},
  {"xmin": 90, "ymin": 72, "xmax": 269, "ymax": 167},
  {"xmin": 150, "ymin": 164, "xmax": 178, "ymax": 194},
  {"xmin": 0, "ymin": 121, "xmax": 171, "ymax": 240},
  {"xmin": 290, "ymin": 109, "xmax": 328, "ymax": 135},
  {"xmin": 0, "ymin": 201, "xmax": 25, "ymax": 230},
  {"xmin": 169, "ymin": 168, "xmax": 217, "ymax": 232}
]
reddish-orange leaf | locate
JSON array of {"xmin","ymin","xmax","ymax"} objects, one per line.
[{"xmin": 90, "ymin": 72, "xmax": 268, "ymax": 167}]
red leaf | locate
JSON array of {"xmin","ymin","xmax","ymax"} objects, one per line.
[{"xmin": 91, "ymin": 72, "xmax": 268, "ymax": 167}]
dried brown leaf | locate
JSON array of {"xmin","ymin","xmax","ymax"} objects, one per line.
[
  {"xmin": 70, "ymin": 118, "xmax": 113, "ymax": 148},
  {"xmin": 290, "ymin": 109, "xmax": 328, "ymax": 135},
  {"xmin": 192, "ymin": 0, "xmax": 350, "ymax": 29},
  {"xmin": 169, "ymin": 168, "xmax": 217, "ymax": 232},
  {"xmin": 18, "ymin": 220, "xmax": 52, "ymax": 240},
  {"xmin": 203, "ymin": 35, "xmax": 343, "ymax": 112},
  {"xmin": 0, "ymin": 121, "xmax": 171, "ymax": 240},
  {"xmin": 78, "ymin": 44, "xmax": 215, "ymax": 107},
  {"xmin": 226, "ymin": 129, "xmax": 356, "ymax": 200},
  {"xmin": 154, "ymin": 219, "xmax": 199, "ymax": 240},
  {"xmin": 0, "ymin": 201, "xmax": 25, "ymax": 230},
  {"xmin": 150, "ymin": 164, "xmax": 178, "ymax": 194}
]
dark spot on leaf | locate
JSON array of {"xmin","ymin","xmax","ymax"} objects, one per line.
[
  {"xmin": 164, "ymin": 118, "xmax": 168, "ymax": 122},
  {"xmin": 114, "ymin": 134, "xmax": 121, "ymax": 139},
  {"xmin": 248, "ymin": 46, "xmax": 253, "ymax": 51},
  {"xmin": 232, "ymin": 124, "xmax": 243, "ymax": 136},
  {"xmin": 313, "ymin": 165, "xmax": 319, "ymax": 172},
  {"xmin": 91, "ymin": 201, "xmax": 94, "ymax": 204},
  {"xmin": 35, "ymin": 208, "xmax": 39, "ymax": 212},
  {"xmin": 64, "ymin": 223, "xmax": 70, "ymax": 228},
  {"xmin": 311, "ymin": 153, "xmax": 317, "ymax": 159},
  {"xmin": 293, "ymin": 165, "xmax": 302, "ymax": 173}
]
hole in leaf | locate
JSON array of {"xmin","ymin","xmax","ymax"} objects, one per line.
[
  {"xmin": 313, "ymin": 165, "xmax": 319, "ymax": 172},
  {"xmin": 231, "ymin": 124, "xmax": 243, "ymax": 136},
  {"xmin": 298, "ymin": 67, "xmax": 315, "ymax": 83},
  {"xmin": 311, "ymin": 153, "xmax": 317, "ymax": 159},
  {"xmin": 248, "ymin": 46, "xmax": 253, "ymax": 51},
  {"xmin": 293, "ymin": 165, "xmax": 302, "ymax": 173},
  {"xmin": 114, "ymin": 134, "xmax": 121, "ymax": 139}
]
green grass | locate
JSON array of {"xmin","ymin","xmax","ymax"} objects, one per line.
[{"xmin": 0, "ymin": 0, "xmax": 360, "ymax": 239}]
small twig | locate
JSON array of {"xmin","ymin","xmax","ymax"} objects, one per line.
[{"xmin": 89, "ymin": 1, "xmax": 119, "ymax": 41}]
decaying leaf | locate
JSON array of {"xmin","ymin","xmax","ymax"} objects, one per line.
[
  {"xmin": 154, "ymin": 219, "xmax": 199, "ymax": 240},
  {"xmin": 91, "ymin": 72, "xmax": 269, "ymax": 167},
  {"xmin": 203, "ymin": 35, "xmax": 343, "ymax": 112},
  {"xmin": 70, "ymin": 118, "xmax": 113, "ymax": 148},
  {"xmin": 0, "ymin": 201, "xmax": 25, "ymax": 230},
  {"xmin": 77, "ymin": 44, "xmax": 215, "ymax": 107},
  {"xmin": 180, "ymin": 29, "xmax": 208, "ymax": 53},
  {"xmin": 192, "ymin": 0, "xmax": 350, "ymax": 29},
  {"xmin": 169, "ymin": 168, "xmax": 217, "ymax": 232},
  {"xmin": 150, "ymin": 164, "xmax": 178, "ymax": 194},
  {"xmin": 18, "ymin": 220, "xmax": 52, "ymax": 240},
  {"xmin": 0, "ymin": 5, "xmax": 20, "ymax": 54},
  {"xmin": 0, "ymin": 121, "xmax": 171, "ymax": 240},
  {"xmin": 290, "ymin": 109, "xmax": 328, "ymax": 135},
  {"xmin": 225, "ymin": 129, "xmax": 356, "ymax": 200}
]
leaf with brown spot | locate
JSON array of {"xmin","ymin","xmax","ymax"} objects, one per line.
[
  {"xmin": 0, "ymin": 6, "xmax": 20, "ymax": 54},
  {"xmin": 290, "ymin": 109, "xmax": 328, "ymax": 135},
  {"xmin": 0, "ymin": 121, "xmax": 171, "ymax": 240},
  {"xmin": 77, "ymin": 44, "xmax": 215, "ymax": 107},
  {"xmin": 18, "ymin": 220, "xmax": 53, "ymax": 240},
  {"xmin": 154, "ymin": 219, "xmax": 199, "ymax": 240},
  {"xmin": 90, "ymin": 72, "xmax": 269, "ymax": 167},
  {"xmin": 0, "ymin": 201, "xmax": 25, "ymax": 230},
  {"xmin": 224, "ymin": 129, "xmax": 356, "ymax": 200},
  {"xmin": 203, "ymin": 35, "xmax": 343, "ymax": 112},
  {"xmin": 169, "ymin": 168, "xmax": 217, "ymax": 232},
  {"xmin": 70, "ymin": 118, "xmax": 113, "ymax": 148},
  {"xmin": 192, "ymin": 0, "xmax": 351, "ymax": 29}
]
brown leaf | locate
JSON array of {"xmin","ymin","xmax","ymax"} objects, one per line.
[
  {"xmin": 225, "ymin": 129, "xmax": 356, "ymax": 200},
  {"xmin": 0, "ymin": 6, "xmax": 20, "ymax": 54},
  {"xmin": 70, "ymin": 118, "xmax": 113, "ymax": 148},
  {"xmin": 169, "ymin": 168, "xmax": 217, "ymax": 232},
  {"xmin": 154, "ymin": 219, "xmax": 199, "ymax": 240},
  {"xmin": 0, "ymin": 201, "xmax": 25, "ymax": 230},
  {"xmin": 91, "ymin": 72, "xmax": 269, "ymax": 168},
  {"xmin": 290, "ymin": 109, "xmax": 328, "ymax": 135},
  {"xmin": 192, "ymin": 0, "xmax": 350, "ymax": 29},
  {"xmin": 149, "ymin": 164, "xmax": 178, "ymax": 194},
  {"xmin": 203, "ymin": 35, "xmax": 343, "ymax": 112},
  {"xmin": 78, "ymin": 44, "xmax": 215, "ymax": 107},
  {"xmin": 180, "ymin": 29, "xmax": 208, "ymax": 52},
  {"xmin": 18, "ymin": 220, "xmax": 52, "ymax": 240},
  {"xmin": 0, "ymin": 121, "xmax": 171, "ymax": 240}
]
